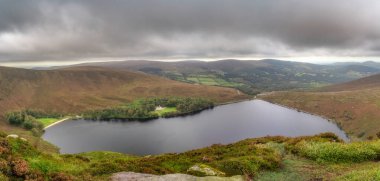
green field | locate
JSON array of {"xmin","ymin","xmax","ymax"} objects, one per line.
[
  {"xmin": 36, "ymin": 118, "xmax": 60, "ymax": 127},
  {"xmin": 177, "ymin": 74, "xmax": 244, "ymax": 88},
  {"xmin": 154, "ymin": 107, "xmax": 177, "ymax": 116}
]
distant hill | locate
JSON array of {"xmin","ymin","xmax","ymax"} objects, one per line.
[
  {"xmin": 0, "ymin": 66, "xmax": 247, "ymax": 116},
  {"xmin": 64, "ymin": 59, "xmax": 380, "ymax": 94},
  {"xmin": 324, "ymin": 73, "xmax": 380, "ymax": 91}
]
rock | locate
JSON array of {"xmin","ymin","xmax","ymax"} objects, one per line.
[
  {"xmin": 111, "ymin": 172, "xmax": 244, "ymax": 181},
  {"xmin": 6, "ymin": 134, "xmax": 19, "ymax": 139},
  {"xmin": 187, "ymin": 164, "xmax": 225, "ymax": 176},
  {"xmin": 6, "ymin": 135, "xmax": 27, "ymax": 141},
  {"xmin": 111, "ymin": 172, "xmax": 154, "ymax": 181},
  {"xmin": 202, "ymin": 156, "xmax": 213, "ymax": 162}
]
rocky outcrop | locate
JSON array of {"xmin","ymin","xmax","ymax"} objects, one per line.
[
  {"xmin": 111, "ymin": 172, "xmax": 245, "ymax": 181},
  {"xmin": 187, "ymin": 164, "xmax": 226, "ymax": 176}
]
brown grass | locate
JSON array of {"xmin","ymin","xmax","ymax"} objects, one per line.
[
  {"xmin": 260, "ymin": 89, "xmax": 380, "ymax": 139},
  {"xmin": 0, "ymin": 66, "xmax": 248, "ymax": 116},
  {"xmin": 323, "ymin": 74, "xmax": 380, "ymax": 91},
  {"xmin": 260, "ymin": 74, "xmax": 380, "ymax": 139}
]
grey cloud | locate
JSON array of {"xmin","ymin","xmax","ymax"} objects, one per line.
[{"xmin": 0, "ymin": 0, "xmax": 379, "ymax": 62}]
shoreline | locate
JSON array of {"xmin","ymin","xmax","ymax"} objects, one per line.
[
  {"xmin": 215, "ymin": 97, "xmax": 254, "ymax": 106},
  {"xmin": 257, "ymin": 98, "xmax": 351, "ymax": 141},
  {"xmin": 83, "ymin": 98, "xmax": 253, "ymax": 122},
  {"xmin": 44, "ymin": 117, "xmax": 71, "ymax": 130}
]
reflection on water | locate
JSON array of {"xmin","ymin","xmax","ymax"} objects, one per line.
[{"xmin": 43, "ymin": 100, "xmax": 348, "ymax": 155}]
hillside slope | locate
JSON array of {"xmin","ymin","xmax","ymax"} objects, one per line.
[
  {"xmin": 261, "ymin": 74, "xmax": 380, "ymax": 139},
  {"xmin": 64, "ymin": 59, "xmax": 380, "ymax": 93},
  {"xmin": 0, "ymin": 66, "xmax": 247, "ymax": 116},
  {"xmin": 2, "ymin": 132, "xmax": 380, "ymax": 180},
  {"xmin": 324, "ymin": 74, "xmax": 380, "ymax": 91}
]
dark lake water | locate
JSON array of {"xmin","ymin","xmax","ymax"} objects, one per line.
[{"xmin": 42, "ymin": 100, "xmax": 348, "ymax": 155}]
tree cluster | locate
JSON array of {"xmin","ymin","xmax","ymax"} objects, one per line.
[
  {"xmin": 83, "ymin": 97, "xmax": 214, "ymax": 120},
  {"xmin": 5, "ymin": 111, "xmax": 44, "ymax": 136}
]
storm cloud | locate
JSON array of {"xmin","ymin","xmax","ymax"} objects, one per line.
[{"xmin": 0, "ymin": 0, "xmax": 380, "ymax": 63}]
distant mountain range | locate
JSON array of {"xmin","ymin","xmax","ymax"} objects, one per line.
[{"xmin": 64, "ymin": 59, "xmax": 380, "ymax": 94}]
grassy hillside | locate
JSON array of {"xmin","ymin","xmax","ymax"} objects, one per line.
[
  {"xmin": 260, "ymin": 73, "xmax": 380, "ymax": 139},
  {"xmin": 323, "ymin": 74, "xmax": 380, "ymax": 91},
  {"xmin": 0, "ymin": 66, "xmax": 248, "ymax": 117},
  {"xmin": 66, "ymin": 59, "xmax": 380, "ymax": 94},
  {"xmin": 1, "ymin": 132, "xmax": 380, "ymax": 180}
]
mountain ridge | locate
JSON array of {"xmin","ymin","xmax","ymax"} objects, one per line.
[{"xmin": 54, "ymin": 59, "xmax": 380, "ymax": 94}]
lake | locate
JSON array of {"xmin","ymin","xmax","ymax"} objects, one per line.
[{"xmin": 42, "ymin": 100, "xmax": 348, "ymax": 155}]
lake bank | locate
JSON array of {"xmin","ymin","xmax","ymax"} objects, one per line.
[
  {"xmin": 256, "ymin": 98, "xmax": 351, "ymax": 140},
  {"xmin": 43, "ymin": 117, "xmax": 71, "ymax": 129}
]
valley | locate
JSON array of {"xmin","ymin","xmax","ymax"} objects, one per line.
[
  {"xmin": 69, "ymin": 59, "xmax": 380, "ymax": 94},
  {"xmin": 1, "ymin": 60, "xmax": 380, "ymax": 180},
  {"xmin": 2, "ymin": 1, "xmax": 380, "ymax": 180}
]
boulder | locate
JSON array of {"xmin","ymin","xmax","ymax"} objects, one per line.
[
  {"xmin": 111, "ymin": 172, "xmax": 244, "ymax": 181},
  {"xmin": 187, "ymin": 164, "xmax": 226, "ymax": 176},
  {"xmin": 6, "ymin": 134, "xmax": 19, "ymax": 139}
]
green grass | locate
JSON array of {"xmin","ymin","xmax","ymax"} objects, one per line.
[
  {"xmin": 197, "ymin": 77, "xmax": 219, "ymax": 86},
  {"xmin": 186, "ymin": 77, "xmax": 200, "ymax": 83},
  {"xmin": 293, "ymin": 140, "xmax": 380, "ymax": 163},
  {"xmin": 36, "ymin": 118, "xmax": 60, "ymax": 127},
  {"xmin": 336, "ymin": 167, "xmax": 380, "ymax": 181},
  {"xmin": 154, "ymin": 107, "xmax": 177, "ymax": 116},
  {"xmin": 184, "ymin": 75, "xmax": 244, "ymax": 87},
  {"xmin": 4, "ymin": 131, "xmax": 380, "ymax": 180}
]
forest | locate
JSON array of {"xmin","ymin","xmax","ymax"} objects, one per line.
[{"xmin": 83, "ymin": 97, "xmax": 214, "ymax": 120}]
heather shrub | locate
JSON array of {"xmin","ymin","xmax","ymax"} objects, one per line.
[
  {"xmin": 0, "ymin": 158, "xmax": 10, "ymax": 174},
  {"xmin": 11, "ymin": 159, "xmax": 29, "ymax": 177},
  {"xmin": 294, "ymin": 140, "xmax": 380, "ymax": 163},
  {"xmin": 49, "ymin": 172, "xmax": 75, "ymax": 181},
  {"xmin": 0, "ymin": 173, "xmax": 8, "ymax": 181},
  {"xmin": 336, "ymin": 167, "xmax": 380, "ymax": 181}
]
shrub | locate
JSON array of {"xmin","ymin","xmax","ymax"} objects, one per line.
[
  {"xmin": 0, "ymin": 132, "xmax": 8, "ymax": 138},
  {"xmin": 336, "ymin": 168, "xmax": 380, "ymax": 181},
  {"xmin": 0, "ymin": 139, "xmax": 10, "ymax": 155},
  {"xmin": 0, "ymin": 159, "xmax": 10, "ymax": 173},
  {"xmin": 11, "ymin": 159, "xmax": 29, "ymax": 177},
  {"xmin": 25, "ymin": 170, "xmax": 44, "ymax": 181},
  {"xmin": 217, "ymin": 157, "xmax": 260, "ymax": 176},
  {"xmin": 49, "ymin": 172, "xmax": 75, "ymax": 181},
  {"xmin": 294, "ymin": 140, "xmax": 380, "ymax": 163},
  {"xmin": 5, "ymin": 111, "xmax": 44, "ymax": 133},
  {"xmin": 89, "ymin": 161, "xmax": 125, "ymax": 175},
  {"xmin": 0, "ymin": 173, "xmax": 8, "ymax": 181},
  {"xmin": 22, "ymin": 116, "xmax": 43, "ymax": 130},
  {"xmin": 6, "ymin": 112, "xmax": 24, "ymax": 126},
  {"xmin": 285, "ymin": 132, "xmax": 343, "ymax": 154},
  {"xmin": 28, "ymin": 159, "xmax": 60, "ymax": 174}
]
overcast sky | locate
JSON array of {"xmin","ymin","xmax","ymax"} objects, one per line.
[{"xmin": 1, "ymin": 0, "xmax": 380, "ymax": 67}]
